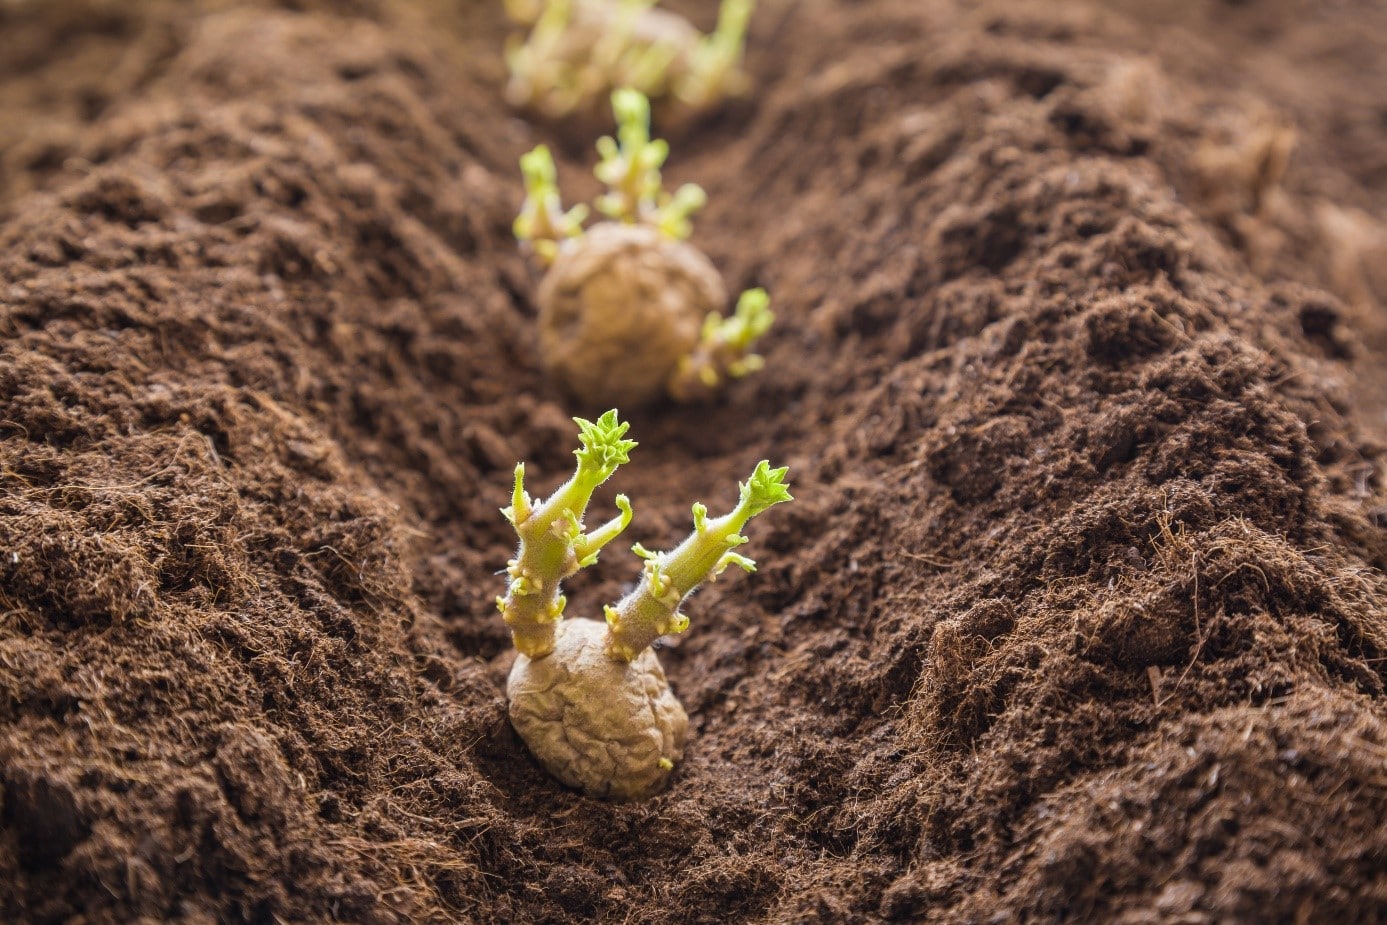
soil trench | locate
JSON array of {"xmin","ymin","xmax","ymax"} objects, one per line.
[{"xmin": 2, "ymin": 0, "xmax": 1386, "ymax": 922}]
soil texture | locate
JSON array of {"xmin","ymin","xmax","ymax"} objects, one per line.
[{"xmin": 2, "ymin": 0, "xmax": 1386, "ymax": 922}]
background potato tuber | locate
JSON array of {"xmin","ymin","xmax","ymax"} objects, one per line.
[{"xmin": 537, "ymin": 222, "xmax": 726, "ymax": 408}]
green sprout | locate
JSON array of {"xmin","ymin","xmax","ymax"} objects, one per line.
[
  {"xmin": 669, "ymin": 287, "xmax": 775, "ymax": 400},
  {"xmin": 496, "ymin": 409, "xmax": 635, "ymax": 657},
  {"xmin": 513, "ymin": 90, "xmax": 704, "ymax": 253},
  {"xmin": 653, "ymin": 181, "xmax": 707, "ymax": 240},
  {"xmin": 592, "ymin": 88, "xmax": 707, "ymax": 237},
  {"xmin": 614, "ymin": 18, "xmax": 684, "ymax": 100},
  {"xmin": 604, "ymin": 460, "xmax": 792, "ymax": 660},
  {"xmin": 504, "ymin": 0, "xmax": 586, "ymax": 117},
  {"xmin": 593, "ymin": 87, "xmax": 667, "ymax": 221},
  {"xmin": 591, "ymin": 0, "xmax": 682, "ymax": 102},
  {"xmin": 503, "ymin": 440, "xmax": 793, "ymax": 799}
]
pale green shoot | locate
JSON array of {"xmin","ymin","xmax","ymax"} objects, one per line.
[
  {"xmin": 668, "ymin": 287, "xmax": 775, "ymax": 399},
  {"xmin": 593, "ymin": 89, "xmax": 706, "ymax": 237},
  {"xmin": 604, "ymin": 461, "xmax": 792, "ymax": 661},
  {"xmin": 504, "ymin": 0, "xmax": 582, "ymax": 116},
  {"xmin": 594, "ymin": 89, "xmax": 671, "ymax": 223},
  {"xmin": 618, "ymin": 37, "xmax": 683, "ymax": 101},
  {"xmin": 654, "ymin": 183, "xmax": 708, "ymax": 240},
  {"xmin": 512, "ymin": 91, "xmax": 709, "ymax": 268},
  {"xmin": 677, "ymin": 0, "xmax": 755, "ymax": 109},
  {"xmin": 597, "ymin": 0, "xmax": 685, "ymax": 102},
  {"xmin": 504, "ymin": 0, "xmax": 545, "ymax": 26},
  {"xmin": 505, "ymin": 0, "xmax": 757, "ymax": 118},
  {"xmin": 498, "ymin": 410, "xmax": 636, "ymax": 656},
  {"xmin": 514, "ymin": 145, "xmax": 589, "ymax": 265},
  {"xmin": 712, "ymin": 286, "xmax": 775, "ymax": 377},
  {"xmin": 592, "ymin": 0, "xmax": 658, "ymax": 77}
]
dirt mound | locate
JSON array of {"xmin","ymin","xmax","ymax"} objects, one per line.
[{"xmin": 1, "ymin": 0, "xmax": 1385, "ymax": 922}]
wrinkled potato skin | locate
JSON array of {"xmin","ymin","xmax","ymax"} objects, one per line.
[
  {"xmin": 508, "ymin": 618, "xmax": 688, "ymax": 800},
  {"xmin": 538, "ymin": 223, "xmax": 726, "ymax": 408}
]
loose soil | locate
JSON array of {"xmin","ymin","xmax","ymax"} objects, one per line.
[{"xmin": 2, "ymin": 0, "xmax": 1387, "ymax": 922}]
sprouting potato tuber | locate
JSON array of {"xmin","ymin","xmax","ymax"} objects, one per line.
[
  {"xmin": 504, "ymin": 0, "xmax": 754, "ymax": 119},
  {"xmin": 514, "ymin": 90, "xmax": 774, "ymax": 407},
  {"xmin": 498, "ymin": 412, "xmax": 792, "ymax": 799},
  {"xmin": 537, "ymin": 223, "xmax": 725, "ymax": 408}
]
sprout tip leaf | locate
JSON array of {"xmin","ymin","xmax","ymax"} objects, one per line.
[
  {"xmin": 740, "ymin": 460, "xmax": 792, "ymax": 517},
  {"xmin": 573, "ymin": 409, "xmax": 638, "ymax": 480}
]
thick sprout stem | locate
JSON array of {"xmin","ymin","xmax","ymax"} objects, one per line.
[
  {"xmin": 604, "ymin": 461, "xmax": 791, "ymax": 661},
  {"xmin": 676, "ymin": 0, "xmax": 754, "ymax": 108},
  {"xmin": 498, "ymin": 410, "xmax": 637, "ymax": 657},
  {"xmin": 514, "ymin": 145, "xmax": 588, "ymax": 265},
  {"xmin": 594, "ymin": 88, "xmax": 670, "ymax": 224}
]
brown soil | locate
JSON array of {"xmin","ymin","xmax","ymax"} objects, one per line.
[{"xmin": 3, "ymin": 0, "xmax": 1387, "ymax": 922}]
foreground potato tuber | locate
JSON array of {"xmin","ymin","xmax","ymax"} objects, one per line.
[
  {"xmin": 499, "ymin": 415, "xmax": 792, "ymax": 799},
  {"xmin": 515, "ymin": 90, "xmax": 774, "ymax": 407}
]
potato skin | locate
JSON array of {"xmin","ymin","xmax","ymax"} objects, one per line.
[
  {"xmin": 537, "ymin": 223, "xmax": 726, "ymax": 408},
  {"xmin": 508, "ymin": 618, "xmax": 688, "ymax": 800}
]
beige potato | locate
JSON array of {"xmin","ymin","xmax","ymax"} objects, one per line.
[
  {"xmin": 508, "ymin": 618, "xmax": 689, "ymax": 800},
  {"xmin": 537, "ymin": 222, "xmax": 726, "ymax": 408}
]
